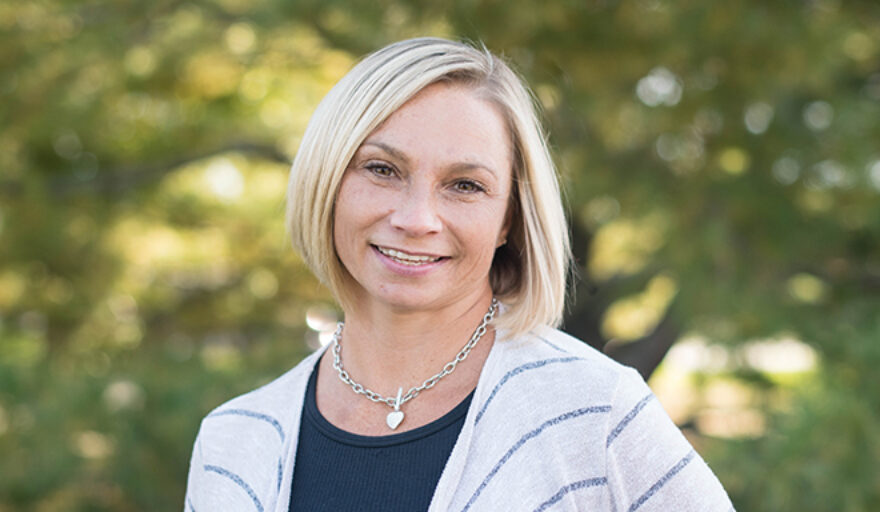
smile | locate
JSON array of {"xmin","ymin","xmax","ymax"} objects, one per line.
[{"xmin": 374, "ymin": 246, "xmax": 444, "ymax": 266}]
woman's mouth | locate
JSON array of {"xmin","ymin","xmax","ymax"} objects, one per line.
[{"xmin": 374, "ymin": 245, "xmax": 444, "ymax": 266}]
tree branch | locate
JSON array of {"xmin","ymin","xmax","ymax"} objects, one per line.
[
  {"xmin": 46, "ymin": 141, "xmax": 289, "ymax": 197},
  {"xmin": 603, "ymin": 303, "xmax": 681, "ymax": 380}
]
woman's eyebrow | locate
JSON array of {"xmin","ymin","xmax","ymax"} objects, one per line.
[
  {"xmin": 360, "ymin": 141, "xmax": 410, "ymax": 165},
  {"xmin": 448, "ymin": 162, "xmax": 499, "ymax": 180},
  {"xmin": 361, "ymin": 141, "xmax": 499, "ymax": 178}
]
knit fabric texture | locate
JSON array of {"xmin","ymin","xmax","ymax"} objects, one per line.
[{"xmin": 184, "ymin": 326, "xmax": 735, "ymax": 511}]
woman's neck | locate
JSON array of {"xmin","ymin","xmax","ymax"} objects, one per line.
[{"xmin": 334, "ymin": 292, "xmax": 496, "ymax": 394}]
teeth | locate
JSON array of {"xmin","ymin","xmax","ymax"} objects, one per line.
[{"xmin": 377, "ymin": 246, "xmax": 441, "ymax": 265}]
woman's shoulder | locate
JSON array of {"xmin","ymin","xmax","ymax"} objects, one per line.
[
  {"xmin": 184, "ymin": 349, "xmax": 323, "ymax": 511},
  {"xmin": 495, "ymin": 325, "xmax": 639, "ymax": 391},
  {"xmin": 194, "ymin": 348, "xmax": 322, "ymax": 443},
  {"xmin": 470, "ymin": 325, "xmax": 651, "ymax": 433}
]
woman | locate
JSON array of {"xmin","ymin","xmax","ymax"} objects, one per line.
[{"xmin": 185, "ymin": 38, "xmax": 734, "ymax": 511}]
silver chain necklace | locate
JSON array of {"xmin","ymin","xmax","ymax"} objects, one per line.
[{"xmin": 331, "ymin": 298, "xmax": 499, "ymax": 430}]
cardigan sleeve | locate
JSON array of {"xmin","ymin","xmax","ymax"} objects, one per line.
[
  {"xmin": 605, "ymin": 367, "xmax": 734, "ymax": 512},
  {"xmin": 182, "ymin": 417, "xmax": 281, "ymax": 512}
]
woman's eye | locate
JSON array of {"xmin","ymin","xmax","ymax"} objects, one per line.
[
  {"xmin": 454, "ymin": 180, "xmax": 485, "ymax": 193},
  {"xmin": 365, "ymin": 163, "xmax": 394, "ymax": 177}
]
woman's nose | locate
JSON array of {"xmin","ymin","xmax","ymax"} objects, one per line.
[{"xmin": 389, "ymin": 186, "xmax": 442, "ymax": 237}]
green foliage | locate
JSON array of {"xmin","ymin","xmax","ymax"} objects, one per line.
[
  {"xmin": 714, "ymin": 306, "xmax": 880, "ymax": 511},
  {"xmin": 1, "ymin": 0, "xmax": 879, "ymax": 510},
  {"xmin": 0, "ymin": 336, "xmax": 311, "ymax": 510}
]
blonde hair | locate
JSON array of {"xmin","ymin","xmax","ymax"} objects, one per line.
[{"xmin": 286, "ymin": 37, "xmax": 571, "ymax": 337}]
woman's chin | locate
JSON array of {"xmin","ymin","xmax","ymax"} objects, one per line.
[
  {"xmin": 349, "ymin": 283, "xmax": 493, "ymax": 317},
  {"xmin": 366, "ymin": 290, "xmax": 446, "ymax": 313}
]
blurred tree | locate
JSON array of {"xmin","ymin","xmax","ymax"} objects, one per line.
[{"xmin": 0, "ymin": 0, "xmax": 878, "ymax": 510}]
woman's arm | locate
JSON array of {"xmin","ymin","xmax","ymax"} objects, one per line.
[{"xmin": 605, "ymin": 368, "xmax": 734, "ymax": 511}]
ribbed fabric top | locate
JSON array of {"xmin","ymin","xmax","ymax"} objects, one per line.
[{"xmin": 289, "ymin": 359, "xmax": 472, "ymax": 511}]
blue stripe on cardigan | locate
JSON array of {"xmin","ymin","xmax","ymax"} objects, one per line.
[
  {"xmin": 532, "ymin": 477, "xmax": 609, "ymax": 512},
  {"xmin": 474, "ymin": 357, "xmax": 585, "ymax": 425},
  {"xmin": 606, "ymin": 393, "xmax": 654, "ymax": 447},
  {"xmin": 204, "ymin": 464, "xmax": 264, "ymax": 512},
  {"xmin": 627, "ymin": 450, "xmax": 696, "ymax": 512},
  {"xmin": 462, "ymin": 405, "xmax": 612, "ymax": 512},
  {"xmin": 207, "ymin": 408, "xmax": 285, "ymax": 443}
]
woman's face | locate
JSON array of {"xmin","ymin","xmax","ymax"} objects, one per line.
[{"xmin": 333, "ymin": 83, "xmax": 513, "ymax": 314}]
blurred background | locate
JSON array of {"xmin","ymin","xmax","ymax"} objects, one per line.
[{"xmin": 1, "ymin": 0, "xmax": 879, "ymax": 510}]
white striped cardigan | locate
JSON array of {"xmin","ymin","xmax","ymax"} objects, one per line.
[{"xmin": 185, "ymin": 326, "xmax": 735, "ymax": 511}]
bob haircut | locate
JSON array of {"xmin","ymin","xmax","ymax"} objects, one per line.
[{"xmin": 286, "ymin": 37, "xmax": 571, "ymax": 337}]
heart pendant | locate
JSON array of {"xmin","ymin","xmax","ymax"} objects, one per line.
[{"xmin": 386, "ymin": 411, "xmax": 404, "ymax": 430}]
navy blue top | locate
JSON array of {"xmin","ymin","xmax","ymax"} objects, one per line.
[{"xmin": 288, "ymin": 358, "xmax": 473, "ymax": 511}]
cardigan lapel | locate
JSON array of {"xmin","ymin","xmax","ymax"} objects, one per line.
[
  {"xmin": 427, "ymin": 329, "xmax": 510, "ymax": 512},
  {"xmin": 272, "ymin": 347, "xmax": 327, "ymax": 512}
]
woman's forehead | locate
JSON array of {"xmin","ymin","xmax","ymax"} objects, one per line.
[{"xmin": 358, "ymin": 83, "xmax": 513, "ymax": 173}]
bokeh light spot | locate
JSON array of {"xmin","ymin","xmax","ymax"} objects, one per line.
[
  {"xmin": 743, "ymin": 336, "xmax": 818, "ymax": 373},
  {"xmin": 636, "ymin": 67, "xmax": 682, "ymax": 107},
  {"xmin": 125, "ymin": 46, "xmax": 157, "ymax": 77},
  {"xmin": 843, "ymin": 31, "xmax": 876, "ymax": 61},
  {"xmin": 590, "ymin": 215, "xmax": 668, "ymax": 280},
  {"xmin": 803, "ymin": 101, "xmax": 834, "ymax": 131},
  {"xmin": 203, "ymin": 158, "xmax": 244, "ymax": 202},
  {"xmin": 248, "ymin": 268, "xmax": 279, "ymax": 299},
  {"xmin": 787, "ymin": 273, "xmax": 827, "ymax": 303},
  {"xmin": 581, "ymin": 196, "xmax": 621, "ymax": 228},
  {"xmin": 103, "ymin": 380, "xmax": 145, "ymax": 412},
  {"xmin": 536, "ymin": 84, "xmax": 560, "ymax": 111},
  {"xmin": 719, "ymin": 147, "xmax": 750, "ymax": 175},
  {"xmin": 867, "ymin": 160, "xmax": 880, "ymax": 191},
  {"xmin": 53, "ymin": 131, "xmax": 82, "ymax": 160},
  {"xmin": 744, "ymin": 102, "xmax": 774, "ymax": 134},
  {"xmin": 72, "ymin": 431, "xmax": 114, "ymax": 459},
  {"xmin": 305, "ymin": 305, "xmax": 338, "ymax": 332},
  {"xmin": 773, "ymin": 156, "xmax": 801, "ymax": 185},
  {"xmin": 225, "ymin": 23, "xmax": 257, "ymax": 54}
]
